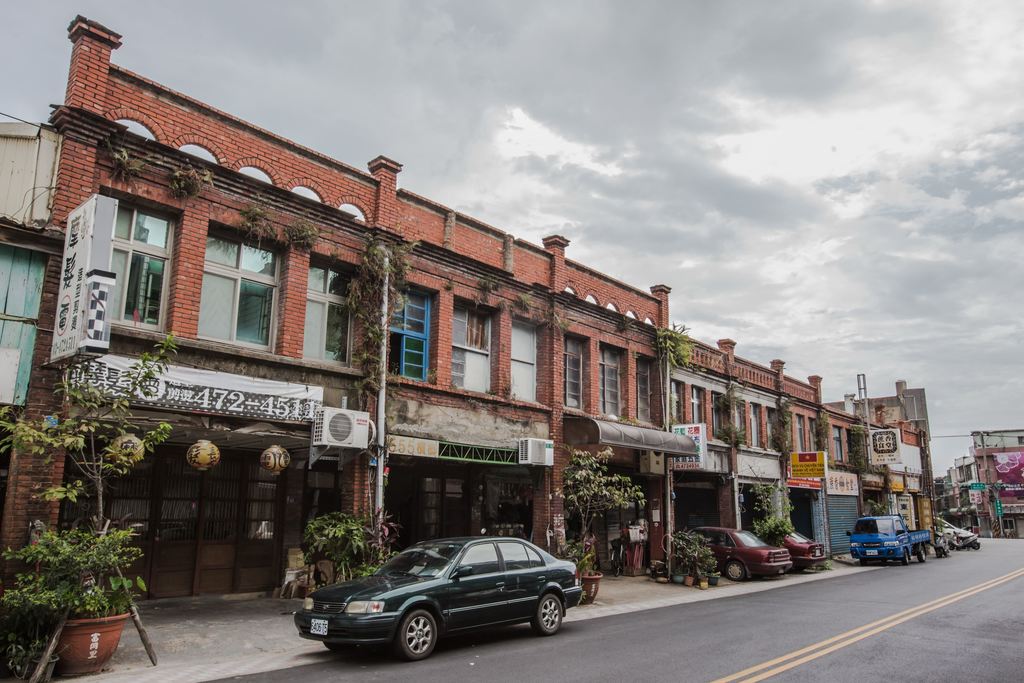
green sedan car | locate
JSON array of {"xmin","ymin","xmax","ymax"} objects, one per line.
[{"xmin": 295, "ymin": 537, "xmax": 582, "ymax": 660}]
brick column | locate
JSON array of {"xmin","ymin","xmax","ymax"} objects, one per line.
[
  {"xmin": 275, "ymin": 248, "xmax": 310, "ymax": 358},
  {"xmin": 586, "ymin": 338, "xmax": 601, "ymax": 414},
  {"xmin": 368, "ymin": 156, "xmax": 402, "ymax": 231},
  {"xmin": 650, "ymin": 284, "xmax": 671, "ymax": 328},
  {"xmin": 622, "ymin": 347, "xmax": 635, "ymax": 420},
  {"xmin": 65, "ymin": 16, "xmax": 121, "ymax": 113},
  {"xmin": 166, "ymin": 204, "xmax": 210, "ymax": 338},
  {"xmin": 542, "ymin": 235, "xmax": 570, "ymax": 293},
  {"xmin": 432, "ymin": 289, "xmax": 453, "ymax": 387},
  {"xmin": 808, "ymin": 375, "xmax": 823, "ymax": 404},
  {"xmin": 492, "ymin": 305, "xmax": 512, "ymax": 396}
]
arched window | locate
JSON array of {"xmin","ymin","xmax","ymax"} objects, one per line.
[
  {"xmin": 116, "ymin": 119, "xmax": 155, "ymax": 140},
  {"xmin": 339, "ymin": 203, "xmax": 366, "ymax": 222},
  {"xmin": 291, "ymin": 186, "xmax": 322, "ymax": 202},
  {"xmin": 643, "ymin": 317, "xmax": 655, "ymax": 326},
  {"xmin": 605, "ymin": 302, "xmax": 619, "ymax": 312},
  {"xmin": 179, "ymin": 144, "xmax": 218, "ymax": 163},
  {"xmin": 584, "ymin": 294, "xmax": 598, "ymax": 305},
  {"xmin": 625, "ymin": 310, "xmax": 637, "ymax": 319},
  {"xmin": 563, "ymin": 286, "xmax": 576, "ymax": 295},
  {"xmin": 239, "ymin": 166, "xmax": 274, "ymax": 184}
]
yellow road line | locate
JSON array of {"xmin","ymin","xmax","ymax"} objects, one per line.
[{"xmin": 711, "ymin": 567, "xmax": 1024, "ymax": 683}]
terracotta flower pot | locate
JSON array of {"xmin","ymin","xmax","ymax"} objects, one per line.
[
  {"xmin": 683, "ymin": 574, "xmax": 695, "ymax": 587},
  {"xmin": 54, "ymin": 613, "xmax": 130, "ymax": 676},
  {"xmin": 581, "ymin": 572, "xmax": 603, "ymax": 603}
]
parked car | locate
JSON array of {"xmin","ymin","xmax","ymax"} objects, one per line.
[
  {"xmin": 783, "ymin": 531, "xmax": 826, "ymax": 571},
  {"xmin": 294, "ymin": 537, "xmax": 582, "ymax": 661},
  {"xmin": 848, "ymin": 515, "xmax": 931, "ymax": 565},
  {"xmin": 693, "ymin": 527, "xmax": 793, "ymax": 581}
]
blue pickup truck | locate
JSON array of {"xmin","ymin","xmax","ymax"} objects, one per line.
[{"xmin": 848, "ymin": 515, "xmax": 932, "ymax": 566}]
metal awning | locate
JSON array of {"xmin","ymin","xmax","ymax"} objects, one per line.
[{"xmin": 564, "ymin": 417, "xmax": 698, "ymax": 456}]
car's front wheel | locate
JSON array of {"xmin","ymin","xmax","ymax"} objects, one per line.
[
  {"xmin": 531, "ymin": 593, "xmax": 563, "ymax": 636},
  {"xmin": 393, "ymin": 609, "xmax": 437, "ymax": 661}
]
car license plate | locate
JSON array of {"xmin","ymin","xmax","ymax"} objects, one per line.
[
  {"xmin": 310, "ymin": 619, "xmax": 328, "ymax": 636},
  {"xmin": 866, "ymin": 550, "xmax": 878, "ymax": 556}
]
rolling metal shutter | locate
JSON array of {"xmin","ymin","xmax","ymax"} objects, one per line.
[{"xmin": 828, "ymin": 495, "xmax": 859, "ymax": 555}]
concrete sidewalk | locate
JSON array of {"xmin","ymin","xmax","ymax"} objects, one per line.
[{"xmin": 91, "ymin": 563, "xmax": 872, "ymax": 683}]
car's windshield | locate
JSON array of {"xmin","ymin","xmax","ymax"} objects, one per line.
[
  {"xmin": 378, "ymin": 542, "xmax": 464, "ymax": 577},
  {"xmin": 733, "ymin": 530, "xmax": 768, "ymax": 547},
  {"xmin": 854, "ymin": 518, "xmax": 895, "ymax": 535},
  {"xmin": 788, "ymin": 531, "xmax": 812, "ymax": 543}
]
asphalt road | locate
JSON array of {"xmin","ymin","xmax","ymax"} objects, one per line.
[{"xmin": 215, "ymin": 540, "xmax": 1024, "ymax": 683}]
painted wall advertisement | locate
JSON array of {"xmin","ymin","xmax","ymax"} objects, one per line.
[
  {"xmin": 994, "ymin": 451, "xmax": 1024, "ymax": 498},
  {"xmin": 869, "ymin": 429, "xmax": 902, "ymax": 465},
  {"xmin": 826, "ymin": 470, "xmax": 859, "ymax": 496},
  {"xmin": 670, "ymin": 423, "xmax": 706, "ymax": 470}
]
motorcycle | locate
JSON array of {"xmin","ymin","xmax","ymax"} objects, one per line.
[
  {"xmin": 932, "ymin": 530, "xmax": 950, "ymax": 558},
  {"xmin": 950, "ymin": 531, "xmax": 981, "ymax": 551}
]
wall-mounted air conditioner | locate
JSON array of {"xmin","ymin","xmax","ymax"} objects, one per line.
[
  {"xmin": 518, "ymin": 438, "xmax": 554, "ymax": 466},
  {"xmin": 312, "ymin": 408, "xmax": 372, "ymax": 449}
]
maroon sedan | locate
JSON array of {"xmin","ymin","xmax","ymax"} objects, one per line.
[
  {"xmin": 783, "ymin": 531, "xmax": 826, "ymax": 571},
  {"xmin": 694, "ymin": 527, "xmax": 792, "ymax": 581}
]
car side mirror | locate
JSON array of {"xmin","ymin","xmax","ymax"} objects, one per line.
[
  {"xmin": 452, "ymin": 565, "xmax": 473, "ymax": 580},
  {"xmin": 846, "ymin": 530, "xmax": 851, "ymax": 536}
]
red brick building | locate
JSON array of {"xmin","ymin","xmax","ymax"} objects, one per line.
[{"xmin": 0, "ymin": 16, "xmax": 699, "ymax": 595}]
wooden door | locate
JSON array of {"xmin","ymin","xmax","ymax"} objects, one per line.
[{"xmin": 150, "ymin": 456, "xmax": 201, "ymax": 598}]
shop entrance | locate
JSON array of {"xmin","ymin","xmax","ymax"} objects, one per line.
[
  {"xmin": 675, "ymin": 484, "xmax": 721, "ymax": 530},
  {"xmin": 96, "ymin": 450, "xmax": 284, "ymax": 598},
  {"xmin": 789, "ymin": 488, "xmax": 815, "ymax": 539}
]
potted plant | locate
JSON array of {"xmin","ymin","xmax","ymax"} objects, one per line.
[
  {"xmin": 2, "ymin": 529, "xmax": 144, "ymax": 676},
  {"xmin": 707, "ymin": 571, "xmax": 721, "ymax": 587},
  {"xmin": 561, "ymin": 448, "xmax": 646, "ymax": 604}
]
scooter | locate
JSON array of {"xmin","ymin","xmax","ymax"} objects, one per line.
[
  {"xmin": 951, "ymin": 531, "xmax": 981, "ymax": 551},
  {"xmin": 932, "ymin": 531, "xmax": 950, "ymax": 558}
]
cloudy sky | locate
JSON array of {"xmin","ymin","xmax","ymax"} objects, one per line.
[{"xmin": 4, "ymin": 1, "xmax": 1023, "ymax": 470}]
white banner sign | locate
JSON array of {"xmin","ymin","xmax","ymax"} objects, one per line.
[
  {"xmin": 826, "ymin": 470, "xmax": 860, "ymax": 496},
  {"xmin": 51, "ymin": 194, "xmax": 118, "ymax": 362},
  {"xmin": 670, "ymin": 423, "xmax": 706, "ymax": 470},
  {"xmin": 73, "ymin": 355, "xmax": 323, "ymax": 422},
  {"xmin": 869, "ymin": 429, "xmax": 903, "ymax": 465}
]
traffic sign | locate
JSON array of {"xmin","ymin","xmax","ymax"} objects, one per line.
[
  {"xmin": 969, "ymin": 482, "xmax": 986, "ymax": 491},
  {"xmin": 995, "ymin": 499, "xmax": 1004, "ymax": 516}
]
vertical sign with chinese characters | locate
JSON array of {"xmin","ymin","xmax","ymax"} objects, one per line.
[
  {"xmin": 670, "ymin": 423, "xmax": 706, "ymax": 470},
  {"xmin": 50, "ymin": 194, "xmax": 118, "ymax": 362}
]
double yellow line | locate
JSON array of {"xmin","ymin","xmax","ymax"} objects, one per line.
[{"xmin": 712, "ymin": 567, "xmax": 1024, "ymax": 683}]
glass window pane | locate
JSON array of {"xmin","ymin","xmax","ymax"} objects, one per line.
[
  {"xmin": 199, "ymin": 273, "xmax": 235, "ymax": 340},
  {"xmin": 240, "ymin": 244, "xmax": 276, "ymax": 276},
  {"xmin": 512, "ymin": 360, "xmax": 535, "ymax": 401},
  {"xmin": 452, "ymin": 347, "xmax": 466, "ymax": 386},
  {"xmin": 463, "ymin": 350, "xmax": 490, "ymax": 393},
  {"xmin": 237, "ymin": 280, "xmax": 273, "ymax": 345},
  {"xmin": 303, "ymin": 299, "xmax": 325, "ymax": 359},
  {"xmin": 403, "ymin": 337, "xmax": 425, "ymax": 379},
  {"xmin": 511, "ymin": 324, "xmax": 535, "ymax": 362},
  {"xmin": 466, "ymin": 312, "xmax": 489, "ymax": 351},
  {"xmin": 452, "ymin": 308, "xmax": 467, "ymax": 346},
  {"xmin": 115, "ymin": 207, "xmax": 132, "ymax": 240},
  {"xmin": 325, "ymin": 303, "xmax": 349, "ymax": 362},
  {"xmin": 307, "ymin": 266, "xmax": 326, "ymax": 293},
  {"xmin": 134, "ymin": 212, "xmax": 169, "ymax": 249},
  {"xmin": 405, "ymin": 295, "xmax": 426, "ymax": 334},
  {"xmin": 110, "ymin": 249, "xmax": 127, "ymax": 320},
  {"xmin": 124, "ymin": 253, "xmax": 164, "ymax": 325},
  {"xmin": 206, "ymin": 236, "xmax": 238, "ymax": 267},
  {"xmin": 327, "ymin": 269, "xmax": 347, "ymax": 297}
]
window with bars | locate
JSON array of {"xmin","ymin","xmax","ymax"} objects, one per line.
[
  {"xmin": 304, "ymin": 264, "xmax": 350, "ymax": 363},
  {"xmin": 111, "ymin": 206, "xmax": 172, "ymax": 328},
  {"xmin": 599, "ymin": 346, "xmax": 621, "ymax": 416},
  {"xmin": 452, "ymin": 307, "xmax": 491, "ymax": 392},
  {"xmin": 637, "ymin": 358, "xmax": 652, "ymax": 422},
  {"xmin": 511, "ymin": 322, "xmax": 537, "ymax": 401},
  {"xmin": 564, "ymin": 337, "xmax": 584, "ymax": 409},
  {"xmin": 199, "ymin": 235, "xmax": 278, "ymax": 347},
  {"xmin": 390, "ymin": 291, "xmax": 430, "ymax": 380}
]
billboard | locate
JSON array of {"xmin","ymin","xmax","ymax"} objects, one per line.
[
  {"xmin": 869, "ymin": 429, "xmax": 902, "ymax": 465},
  {"xmin": 670, "ymin": 423, "xmax": 706, "ymax": 470},
  {"xmin": 790, "ymin": 451, "xmax": 825, "ymax": 478},
  {"xmin": 994, "ymin": 451, "xmax": 1024, "ymax": 498}
]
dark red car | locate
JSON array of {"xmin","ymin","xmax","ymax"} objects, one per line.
[
  {"xmin": 783, "ymin": 531, "xmax": 826, "ymax": 571},
  {"xmin": 693, "ymin": 527, "xmax": 792, "ymax": 581}
]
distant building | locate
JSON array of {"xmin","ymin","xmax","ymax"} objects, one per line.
[{"xmin": 970, "ymin": 430, "xmax": 1024, "ymax": 538}]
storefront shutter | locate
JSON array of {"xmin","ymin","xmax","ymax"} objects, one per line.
[{"xmin": 828, "ymin": 495, "xmax": 859, "ymax": 554}]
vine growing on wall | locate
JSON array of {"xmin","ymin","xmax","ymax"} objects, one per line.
[
  {"xmin": 770, "ymin": 398, "xmax": 793, "ymax": 454},
  {"xmin": 238, "ymin": 204, "xmax": 275, "ymax": 243},
  {"xmin": 715, "ymin": 382, "xmax": 746, "ymax": 448},
  {"xmin": 169, "ymin": 163, "xmax": 213, "ymax": 200},
  {"xmin": 283, "ymin": 219, "xmax": 321, "ymax": 251},
  {"xmin": 848, "ymin": 424, "xmax": 870, "ymax": 473},
  {"xmin": 814, "ymin": 412, "xmax": 832, "ymax": 453},
  {"xmin": 106, "ymin": 143, "xmax": 147, "ymax": 183},
  {"xmin": 655, "ymin": 323, "xmax": 693, "ymax": 369},
  {"xmin": 346, "ymin": 237, "xmax": 416, "ymax": 409}
]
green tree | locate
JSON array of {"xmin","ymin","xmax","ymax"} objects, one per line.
[
  {"xmin": 562, "ymin": 447, "xmax": 646, "ymax": 552},
  {"xmin": 750, "ymin": 482, "xmax": 794, "ymax": 547}
]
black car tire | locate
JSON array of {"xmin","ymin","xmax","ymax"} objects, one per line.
[
  {"xmin": 971, "ymin": 541, "xmax": 980, "ymax": 550},
  {"xmin": 393, "ymin": 608, "xmax": 438, "ymax": 661},
  {"xmin": 323, "ymin": 642, "xmax": 347, "ymax": 652},
  {"xmin": 531, "ymin": 593, "xmax": 563, "ymax": 636},
  {"xmin": 725, "ymin": 560, "xmax": 747, "ymax": 581},
  {"xmin": 900, "ymin": 548, "xmax": 910, "ymax": 566},
  {"xmin": 858, "ymin": 558, "xmax": 868, "ymax": 566},
  {"xmin": 916, "ymin": 545, "xmax": 926, "ymax": 563}
]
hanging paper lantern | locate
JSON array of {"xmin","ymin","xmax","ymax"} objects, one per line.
[
  {"xmin": 186, "ymin": 439, "xmax": 221, "ymax": 471},
  {"xmin": 109, "ymin": 434, "xmax": 145, "ymax": 464},
  {"xmin": 260, "ymin": 445, "xmax": 291, "ymax": 475}
]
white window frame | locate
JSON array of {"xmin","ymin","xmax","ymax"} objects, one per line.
[
  {"xmin": 636, "ymin": 358, "xmax": 652, "ymax": 422},
  {"xmin": 564, "ymin": 337, "xmax": 583, "ymax": 409},
  {"xmin": 750, "ymin": 404, "xmax": 761, "ymax": 448},
  {"xmin": 452, "ymin": 306, "xmax": 491, "ymax": 393},
  {"xmin": 691, "ymin": 385, "xmax": 705, "ymax": 425},
  {"xmin": 599, "ymin": 346, "xmax": 621, "ymax": 416},
  {"xmin": 199, "ymin": 234, "xmax": 278, "ymax": 349},
  {"xmin": 110, "ymin": 205, "xmax": 172, "ymax": 330},
  {"xmin": 304, "ymin": 264, "xmax": 351, "ymax": 364},
  {"xmin": 510, "ymin": 321, "xmax": 536, "ymax": 401}
]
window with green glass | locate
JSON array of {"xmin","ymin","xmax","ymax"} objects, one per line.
[
  {"xmin": 110, "ymin": 206, "xmax": 171, "ymax": 327},
  {"xmin": 389, "ymin": 291, "xmax": 430, "ymax": 380},
  {"xmin": 304, "ymin": 265, "xmax": 350, "ymax": 363},
  {"xmin": 199, "ymin": 235, "xmax": 277, "ymax": 347}
]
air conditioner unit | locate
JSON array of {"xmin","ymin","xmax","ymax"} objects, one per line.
[
  {"xmin": 639, "ymin": 451, "xmax": 665, "ymax": 475},
  {"xmin": 518, "ymin": 438, "xmax": 554, "ymax": 466},
  {"xmin": 312, "ymin": 408, "xmax": 372, "ymax": 449}
]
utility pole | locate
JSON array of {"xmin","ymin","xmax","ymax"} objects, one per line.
[
  {"xmin": 374, "ymin": 250, "xmax": 389, "ymax": 515},
  {"xmin": 976, "ymin": 431, "xmax": 1002, "ymax": 539}
]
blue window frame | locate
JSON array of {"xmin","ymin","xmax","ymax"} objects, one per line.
[{"xmin": 390, "ymin": 291, "xmax": 430, "ymax": 380}]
